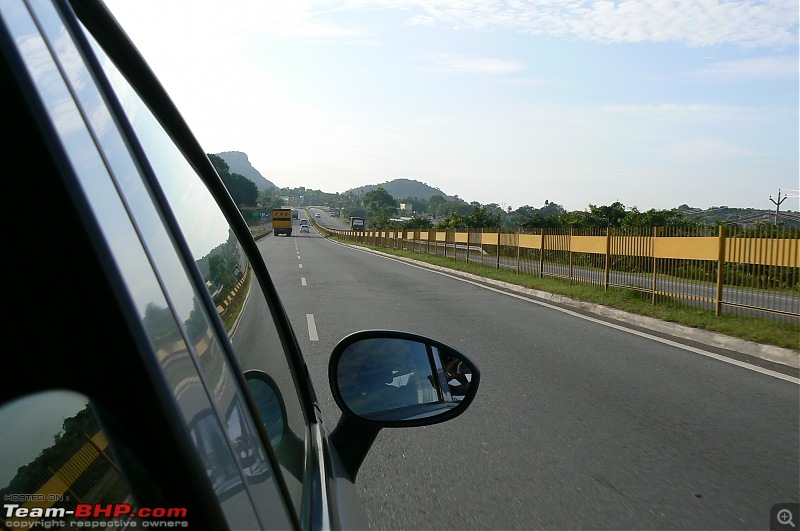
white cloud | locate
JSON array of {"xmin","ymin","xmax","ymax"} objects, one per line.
[
  {"xmin": 692, "ymin": 56, "xmax": 799, "ymax": 81},
  {"xmin": 103, "ymin": 0, "xmax": 797, "ymax": 211},
  {"xmin": 108, "ymin": 0, "xmax": 361, "ymax": 40},
  {"xmin": 347, "ymin": 0, "xmax": 799, "ymax": 48},
  {"xmin": 425, "ymin": 53, "xmax": 527, "ymax": 74},
  {"xmin": 109, "ymin": 0, "xmax": 798, "ymax": 48},
  {"xmin": 598, "ymin": 103, "xmax": 761, "ymax": 121}
]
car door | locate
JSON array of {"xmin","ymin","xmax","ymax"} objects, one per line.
[
  {"xmin": 0, "ymin": 0, "xmax": 283, "ymax": 529},
  {"xmin": 0, "ymin": 0, "xmax": 358, "ymax": 529},
  {"xmin": 61, "ymin": 0, "xmax": 368, "ymax": 528}
]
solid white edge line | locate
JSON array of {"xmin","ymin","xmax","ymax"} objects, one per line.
[
  {"xmin": 331, "ymin": 239, "xmax": 799, "ymax": 384},
  {"xmin": 306, "ymin": 314, "xmax": 319, "ymax": 342}
]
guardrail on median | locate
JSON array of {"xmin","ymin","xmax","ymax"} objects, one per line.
[{"xmin": 317, "ymin": 224, "xmax": 799, "ymax": 326}]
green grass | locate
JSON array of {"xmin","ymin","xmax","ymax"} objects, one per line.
[
  {"xmin": 330, "ymin": 236, "xmax": 800, "ymax": 351},
  {"xmin": 250, "ymin": 228, "xmax": 271, "ymax": 240}
]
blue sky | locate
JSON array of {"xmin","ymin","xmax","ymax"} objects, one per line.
[{"xmin": 105, "ymin": 0, "xmax": 798, "ymax": 213}]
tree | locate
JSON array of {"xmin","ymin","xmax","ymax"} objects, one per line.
[
  {"xmin": 587, "ymin": 202, "xmax": 628, "ymax": 227},
  {"xmin": 441, "ymin": 203, "xmax": 501, "ymax": 229},
  {"xmin": 208, "ymin": 154, "xmax": 258, "ymax": 207},
  {"xmin": 363, "ymin": 187, "xmax": 398, "ymax": 221},
  {"xmin": 622, "ymin": 207, "xmax": 688, "ymax": 227},
  {"xmin": 269, "ymin": 194, "xmax": 287, "ymax": 209},
  {"xmin": 399, "ymin": 196, "xmax": 429, "ymax": 214},
  {"xmin": 428, "ymin": 195, "xmax": 448, "ymax": 216},
  {"xmin": 404, "ymin": 217, "xmax": 433, "ymax": 229},
  {"xmin": 520, "ymin": 212, "xmax": 562, "ymax": 229}
]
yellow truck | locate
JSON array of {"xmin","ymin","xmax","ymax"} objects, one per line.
[{"xmin": 272, "ymin": 208, "xmax": 293, "ymax": 236}]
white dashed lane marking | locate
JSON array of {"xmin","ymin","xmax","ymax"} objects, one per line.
[{"xmin": 306, "ymin": 314, "xmax": 319, "ymax": 342}]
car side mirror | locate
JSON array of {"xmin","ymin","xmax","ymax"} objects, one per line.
[
  {"xmin": 327, "ymin": 330, "xmax": 480, "ymax": 480},
  {"xmin": 329, "ymin": 330, "xmax": 480, "ymax": 427},
  {"xmin": 244, "ymin": 370, "xmax": 304, "ymax": 480}
]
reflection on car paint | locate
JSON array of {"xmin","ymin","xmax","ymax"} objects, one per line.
[
  {"xmin": 83, "ymin": 31, "xmax": 308, "ymax": 518},
  {"xmin": 9, "ymin": 1, "xmax": 288, "ymax": 526}
]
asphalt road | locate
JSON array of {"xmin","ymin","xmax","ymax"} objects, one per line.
[
  {"xmin": 307, "ymin": 209, "xmax": 799, "ymax": 321},
  {"xmin": 257, "ymin": 221, "xmax": 800, "ymax": 530}
]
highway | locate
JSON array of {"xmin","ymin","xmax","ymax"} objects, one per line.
[
  {"xmin": 306, "ymin": 211, "xmax": 799, "ymax": 321},
  {"xmin": 257, "ymin": 217, "xmax": 799, "ymax": 530}
]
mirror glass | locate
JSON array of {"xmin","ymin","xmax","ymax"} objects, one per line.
[{"xmin": 335, "ymin": 337, "xmax": 474, "ymax": 421}]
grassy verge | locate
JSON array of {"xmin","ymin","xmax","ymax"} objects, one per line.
[
  {"xmin": 250, "ymin": 229, "xmax": 271, "ymax": 240},
  {"xmin": 331, "ymin": 237, "xmax": 799, "ymax": 351}
]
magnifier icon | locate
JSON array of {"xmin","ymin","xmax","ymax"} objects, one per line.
[{"xmin": 778, "ymin": 508, "xmax": 796, "ymax": 528}]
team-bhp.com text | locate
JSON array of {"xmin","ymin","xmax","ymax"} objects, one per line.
[{"xmin": 3, "ymin": 504, "xmax": 188, "ymax": 528}]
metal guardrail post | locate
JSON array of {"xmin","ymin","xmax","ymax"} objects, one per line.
[
  {"xmin": 539, "ymin": 228, "xmax": 546, "ymax": 278},
  {"xmin": 716, "ymin": 225, "xmax": 726, "ymax": 316},
  {"xmin": 604, "ymin": 229, "xmax": 611, "ymax": 291},
  {"xmin": 652, "ymin": 227, "xmax": 659, "ymax": 305},
  {"xmin": 496, "ymin": 231, "xmax": 501, "ymax": 269},
  {"xmin": 568, "ymin": 227, "xmax": 573, "ymax": 284}
]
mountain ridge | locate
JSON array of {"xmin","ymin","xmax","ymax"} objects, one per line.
[
  {"xmin": 215, "ymin": 151, "xmax": 277, "ymax": 191},
  {"xmin": 214, "ymin": 151, "xmax": 797, "ymax": 226},
  {"xmin": 345, "ymin": 178, "xmax": 462, "ymax": 202}
]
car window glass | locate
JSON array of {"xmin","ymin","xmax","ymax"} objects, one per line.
[
  {"xmin": 2, "ymin": 1, "xmax": 290, "ymax": 527},
  {"xmin": 80, "ymin": 23, "xmax": 309, "ymax": 515},
  {"xmin": 0, "ymin": 392, "xmax": 134, "ymax": 528}
]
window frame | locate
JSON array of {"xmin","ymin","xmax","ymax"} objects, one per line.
[
  {"xmin": 62, "ymin": 0, "xmax": 331, "ymax": 527},
  {"xmin": 2, "ymin": 0, "xmax": 338, "ymax": 525},
  {"xmin": 0, "ymin": 3, "xmax": 231, "ymax": 528},
  {"xmin": 67, "ymin": 0, "xmax": 319, "ymax": 421}
]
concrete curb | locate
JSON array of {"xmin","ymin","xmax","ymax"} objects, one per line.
[{"xmin": 343, "ymin": 241, "xmax": 800, "ymax": 370}]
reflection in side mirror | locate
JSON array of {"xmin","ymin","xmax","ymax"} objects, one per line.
[
  {"xmin": 244, "ymin": 370, "xmax": 304, "ymax": 481},
  {"xmin": 329, "ymin": 331, "xmax": 480, "ymax": 427}
]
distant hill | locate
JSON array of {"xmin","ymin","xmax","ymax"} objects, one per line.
[
  {"xmin": 676, "ymin": 204, "xmax": 800, "ymax": 227},
  {"xmin": 215, "ymin": 151, "xmax": 277, "ymax": 191},
  {"xmin": 346, "ymin": 178, "xmax": 462, "ymax": 202}
]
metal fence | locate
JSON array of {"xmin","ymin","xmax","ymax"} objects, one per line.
[{"xmin": 320, "ymin": 225, "xmax": 800, "ymax": 327}]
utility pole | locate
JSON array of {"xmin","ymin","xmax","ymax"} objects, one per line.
[{"xmin": 770, "ymin": 189, "xmax": 787, "ymax": 224}]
